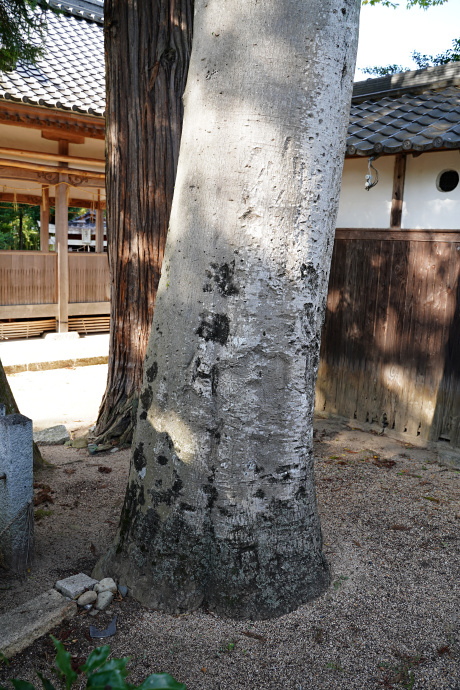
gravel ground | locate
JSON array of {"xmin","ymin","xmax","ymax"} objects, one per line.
[{"xmin": 0, "ymin": 418, "xmax": 459, "ymax": 689}]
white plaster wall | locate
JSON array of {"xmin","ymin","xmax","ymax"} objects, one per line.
[
  {"xmin": 0, "ymin": 123, "xmax": 59, "ymax": 153},
  {"xmin": 402, "ymin": 150, "xmax": 460, "ymax": 229},
  {"xmin": 336, "ymin": 156, "xmax": 394, "ymax": 228},
  {"xmin": 69, "ymin": 138, "xmax": 104, "ymax": 160}
]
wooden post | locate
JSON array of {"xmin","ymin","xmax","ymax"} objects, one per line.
[
  {"xmin": 55, "ymin": 174, "xmax": 69, "ymax": 332},
  {"xmin": 390, "ymin": 153, "xmax": 406, "ymax": 229},
  {"xmin": 95, "ymin": 189, "xmax": 104, "ymax": 253},
  {"xmin": 58, "ymin": 140, "xmax": 69, "ymax": 165},
  {"xmin": 40, "ymin": 186, "xmax": 49, "ymax": 252},
  {"xmin": 55, "ymin": 140, "xmax": 70, "ymax": 332}
]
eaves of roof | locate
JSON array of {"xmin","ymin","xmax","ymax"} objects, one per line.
[
  {"xmin": 0, "ymin": 1, "xmax": 104, "ymax": 118},
  {"xmin": 347, "ymin": 63, "xmax": 460, "ymax": 157},
  {"xmin": 2, "ymin": 12, "xmax": 460, "ymax": 157}
]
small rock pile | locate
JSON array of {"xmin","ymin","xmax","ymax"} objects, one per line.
[{"xmin": 55, "ymin": 573, "xmax": 127, "ymax": 616}]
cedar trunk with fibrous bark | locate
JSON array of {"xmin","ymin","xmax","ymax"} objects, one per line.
[{"xmin": 93, "ymin": 0, "xmax": 193, "ymax": 445}]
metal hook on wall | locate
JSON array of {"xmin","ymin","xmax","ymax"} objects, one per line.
[{"xmin": 365, "ymin": 154, "xmax": 381, "ymax": 191}]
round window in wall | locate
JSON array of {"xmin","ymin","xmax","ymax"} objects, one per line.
[{"xmin": 436, "ymin": 169, "xmax": 459, "ymax": 193}]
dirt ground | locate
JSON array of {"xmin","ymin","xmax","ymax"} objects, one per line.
[{"xmin": 0, "ymin": 375, "xmax": 459, "ymax": 688}]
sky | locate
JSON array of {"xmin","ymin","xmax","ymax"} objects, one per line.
[{"xmin": 355, "ymin": 1, "xmax": 460, "ymax": 80}]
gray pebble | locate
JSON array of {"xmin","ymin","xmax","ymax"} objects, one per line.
[
  {"xmin": 118, "ymin": 584, "xmax": 128, "ymax": 598},
  {"xmin": 94, "ymin": 577, "xmax": 117, "ymax": 594},
  {"xmin": 95, "ymin": 591, "xmax": 114, "ymax": 610},
  {"xmin": 77, "ymin": 590, "xmax": 97, "ymax": 606}
]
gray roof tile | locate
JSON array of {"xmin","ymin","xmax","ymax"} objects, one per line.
[
  {"xmin": 0, "ymin": 1, "xmax": 104, "ymax": 118},
  {"xmin": 348, "ymin": 64, "xmax": 460, "ymax": 156},
  {"xmin": 1, "ymin": 6, "xmax": 459, "ymax": 155}
]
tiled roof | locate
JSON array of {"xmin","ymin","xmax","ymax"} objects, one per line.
[
  {"xmin": 1, "ymin": 7, "xmax": 460, "ymax": 155},
  {"xmin": 0, "ymin": 0, "xmax": 104, "ymax": 117},
  {"xmin": 347, "ymin": 63, "xmax": 460, "ymax": 157}
]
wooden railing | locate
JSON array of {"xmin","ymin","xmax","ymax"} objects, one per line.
[
  {"xmin": 0, "ymin": 251, "xmax": 57, "ymax": 312},
  {"xmin": 68, "ymin": 253, "xmax": 110, "ymax": 304},
  {"xmin": 0, "ymin": 250, "xmax": 110, "ymax": 321}
]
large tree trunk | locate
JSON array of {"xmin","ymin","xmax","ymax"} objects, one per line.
[
  {"xmin": 0, "ymin": 358, "xmax": 44, "ymax": 470},
  {"xmin": 93, "ymin": 0, "xmax": 193, "ymax": 446},
  {"xmin": 95, "ymin": 0, "xmax": 360, "ymax": 619}
]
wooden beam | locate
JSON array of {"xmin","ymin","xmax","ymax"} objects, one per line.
[
  {"xmin": 40, "ymin": 186, "xmax": 49, "ymax": 252},
  {"xmin": 390, "ymin": 153, "xmax": 406, "ymax": 229},
  {"xmin": 0, "ymin": 157, "xmax": 105, "ymax": 179},
  {"xmin": 0, "ymin": 146, "xmax": 105, "ymax": 167},
  {"xmin": 0, "ymin": 303, "xmax": 110, "ymax": 319},
  {"xmin": 68, "ymin": 302, "xmax": 110, "ymax": 316},
  {"xmin": 95, "ymin": 190, "xmax": 104, "ymax": 253},
  {"xmin": 0, "ymin": 304, "xmax": 58, "ymax": 319},
  {"xmin": 0, "ymin": 192, "xmax": 42, "ymax": 205},
  {"xmin": 58, "ymin": 140, "xmax": 69, "ymax": 168},
  {"xmin": 55, "ymin": 174, "xmax": 69, "ymax": 332},
  {"xmin": 42, "ymin": 130, "xmax": 85, "ymax": 145},
  {"xmin": 0, "ymin": 192, "xmax": 106, "ymax": 209},
  {"xmin": 0, "ymin": 166, "xmax": 104, "ymax": 189},
  {"xmin": 0, "ymin": 102, "xmax": 105, "ymax": 139},
  {"xmin": 335, "ymin": 228, "xmax": 460, "ymax": 242},
  {"xmin": 346, "ymin": 146, "xmax": 459, "ymax": 160}
]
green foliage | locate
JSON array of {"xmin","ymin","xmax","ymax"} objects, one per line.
[
  {"xmin": 333, "ymin": 575, "xmax": 349, "ymax": 591},
  {"xmin": 362, "ymin": 37, "xmax": 460, "ymax": 76},
  {"xmin": 362, "ymin": 63, "xmax": 405, "ymax": 76},
  {"xmin": 412, "ymin": 38, "xmax": 460, "ymax": 68},
  {"xmin": 0, "ymin": 204, "xmax": 40, "ymax": 250},
  {"xmin": 0, "ymin": 638, "xmax": 186, "ymax": 690},
  {"xmin": 34, "ymin": 508, "xmax": 53, "ymax": 520},
  {"xmin": 362, "ymin": 0, "xmax": 448, "ymax": 7},
  {"xmin": 0, "ymin": 0, "xmax": 50, "ymax": 71},
  {"xmin": 362, "ymin": 0, "xmax": 457, "ymax": 76}
]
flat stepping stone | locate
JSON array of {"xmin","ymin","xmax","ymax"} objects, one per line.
[
  {"xmin": 55, "ymin": 573, "xmax": 98, "ymax": 599},
  {"xmin": 34, "ymin": 425, "xmax": 70, "ymax": 446},
  {"xmin": 0, "ymin": 589, "xmax": 76, "ymax": 659}
]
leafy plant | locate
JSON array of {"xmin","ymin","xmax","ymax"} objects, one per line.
[
  {"xmin": 34, "ymin": 509, "xmax": 53, "ymax": 521},
  {"xmin": 379, "ymin": 652, "xmax": 425, "ymax": 688},
  {"xmin": 333, "ymin": 575, "xmax": 349, "ymax": 591},
  {"xmin": 216, "ymin": 639, "xmax": 237, "ymax": 657},
  {"xmin": 0, "ymin": 637, "xmax": 186, "ymax": 690}
]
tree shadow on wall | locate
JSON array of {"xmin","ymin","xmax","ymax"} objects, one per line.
[{"xmin": 316, "ymin": 232, "xmax": 460, "ymax": 446}]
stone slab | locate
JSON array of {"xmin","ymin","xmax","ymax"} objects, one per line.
[
  {"xmin": 0, "ymin": 412, "xmax": 34, "ymax": 572},
  {"xmin": 34, "ymin": 425, "xmax": 70, "ymax": 446},
  {"xmin": 42, "ymin": 332, "xmax": 80, "ymax": 342},
  {"xmin": 55, "ymin": 573, "xmax": 98, "ymax": 599},
  {"xmin": 0, "ymin": 589, "xmax": 76, "ymax": 659}
]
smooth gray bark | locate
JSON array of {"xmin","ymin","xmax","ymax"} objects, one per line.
[{"xmin": 95, "ymin": 0, "xmax": 360, "ymax": 619}]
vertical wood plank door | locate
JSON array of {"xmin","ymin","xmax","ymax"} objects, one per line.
[{"xmin": 316, "ymin": 230, "xmax": 460, "ymax": 449}]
